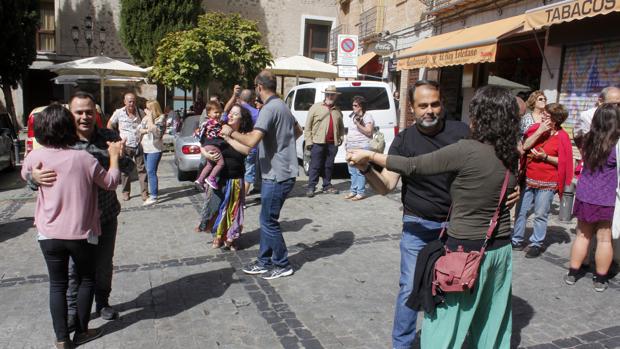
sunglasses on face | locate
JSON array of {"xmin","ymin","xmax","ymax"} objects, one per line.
[
  {"xmin": 417, "ymin": 101, "xmax": 441, "ymax": 109},
  {"xmin": 537, "ymin": 97, "xmax": 547, "ymax": 102},
  {"xmin": 352, "ymin": 104, "xmax": 360, "ymax": 107}
]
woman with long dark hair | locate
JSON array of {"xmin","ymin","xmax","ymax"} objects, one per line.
[
  {"xmin": 347, "ymin": 85, "xmax": 519, "ymax": 348},
  {"xmin": 21, "ymin": 104, "xmax": 122, "ymax": 348},
  {"xmin": 565, "ymin": 104, "xmax": 620, "ymax": 292},
  {"xmin": 195, "ymin": 104, "xmax": 254, "ymax": 250}
]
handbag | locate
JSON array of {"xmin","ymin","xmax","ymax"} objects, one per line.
[
  {"xmin": 369, "ymin": 126, "xmax": 386, "ymax": 153},
  {"xmin": 432, "ymin": 170, "xmax": 511, "ymax": 295}
]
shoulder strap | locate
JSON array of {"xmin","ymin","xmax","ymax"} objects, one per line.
[{"xmin": 484, "ymin": 170, "xmax": 511, "ymax": 243}]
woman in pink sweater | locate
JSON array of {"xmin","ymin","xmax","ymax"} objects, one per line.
[{"xmin": 21, "ymin": 104, "xmax": 122, "ymax": 349}]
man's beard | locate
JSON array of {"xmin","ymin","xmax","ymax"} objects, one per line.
[
  {"xmin": 418, "ymin": 113, "xmax": 440, "ymax": 128},
  {"xmin": 324, "ymin": 99, "xmax": 334, "ymax": 106}
]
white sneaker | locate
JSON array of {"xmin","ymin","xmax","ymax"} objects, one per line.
[{"xmin": 143, "ymin": 197, "xmax": 157, "ymax": 206}]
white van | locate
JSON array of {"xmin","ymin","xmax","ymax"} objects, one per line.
[{"xmin": 284, "ymin": 80, "xmax": 399, "ymax": 173}]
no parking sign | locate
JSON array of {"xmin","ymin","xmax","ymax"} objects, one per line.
[{"xmin": 337, "ymin": 34, "xmax": 358, "ymax": 66}]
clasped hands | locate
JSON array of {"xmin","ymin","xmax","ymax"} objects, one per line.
[{"xmin": 346, "ymin": 149, "xmax": 376, "ymax": 170}]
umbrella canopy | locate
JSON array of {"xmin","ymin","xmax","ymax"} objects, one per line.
[
  {"xmin": 488, "ymin": 75, "xmax": 531, "ymax": 92},
  {"xmin": 47, "ymin": 56, "xmax": 148, "ymax": 114},
  {"xmin": 52, "ymin": 75, "xmax": 146, "ymax": 87},
  {"xmin": 267, "ymin": 55, "xmax": 337, "ymax": 79}
]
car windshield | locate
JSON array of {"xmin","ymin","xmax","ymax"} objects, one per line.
[
  {"xmin": 180, "ymin": 115, "xmax": 200, "ymax": 137},
  {"xmin": 333, "ymin": 87, "xmax": 390, "ymax": 111}
]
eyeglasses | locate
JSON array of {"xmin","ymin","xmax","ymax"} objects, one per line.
[
  {"xmin": 229, "ymin": 111, "xmax": 241, "ymax": 118},
  {"xmin": 416, "ymin": 101, "xmax": 441, "ymax": 109}
]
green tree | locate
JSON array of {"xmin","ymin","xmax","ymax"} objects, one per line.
[
  {"xmin": 150, "ymin": 12, "xmax": 272, "ymax": 90},
  {"xmin": 119, "ymin": 0, "xmax": 201, "ymax": 66},
  {"xmin": 0, "ymin": 0, "xmax": 39, "ymax": 129}
]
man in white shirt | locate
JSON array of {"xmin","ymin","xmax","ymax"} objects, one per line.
[
  {"xmin": 574, "ymin": 86, "xmax": 620, "ymax": 145},
  {"xmin": 107, "ymin": 92, "xmax": 147, "ymax": 201}
]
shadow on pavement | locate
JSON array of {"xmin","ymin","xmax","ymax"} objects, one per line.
[
  {"xmin": 289, "ymin": 231, "xmax": 355, "ymax": 271},
  {"xmin": 99, "ymin": 267, "xmax": 235, "ymax": 338},
  {"xmin": 238, "ymin": 218, "xmax": 313, "ymax": 251},
  {"xmin": 0, "ymin": 217, "xmax": 34, "ymax": 242},
  {"xmin": 156, "ymin": 185, "xmax": 198, "ymax": 204},
  {"xmin": 511, "ymin": 295, "xmax": 535, "ymax": 348},
  {"xmin": 520, "ymin": 226, "xmax": 572, "ymax": 249}
]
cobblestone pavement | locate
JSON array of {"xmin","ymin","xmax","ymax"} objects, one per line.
[{"xmin": 1, "ymin": 153, "xmax": 619, "ymax": 349}]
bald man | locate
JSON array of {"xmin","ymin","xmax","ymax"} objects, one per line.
[{"xmin": 574, "ymin": 86, "xmax": 620, "ymax": 145}]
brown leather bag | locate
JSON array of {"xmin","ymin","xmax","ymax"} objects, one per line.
[{"xmin": 432, "ymin": 170, "xmax": 510, "ymax": 296}]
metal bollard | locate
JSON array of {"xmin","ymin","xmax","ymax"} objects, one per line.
[{"xmin": 559, "ymin": 183, "xmax": 576, "ymax": 222}]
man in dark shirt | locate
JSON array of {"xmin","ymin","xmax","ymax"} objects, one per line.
[
  {"xmin": 356, "ymin": 80, "xmax": 464, "ymax": 348},
  {"xmin": 356, "ymin": 81, "xmax": 519, "ymax": 348},
  {"xmin": 27, "ymin": 92, "xmax": 134, "ymax": 328}
]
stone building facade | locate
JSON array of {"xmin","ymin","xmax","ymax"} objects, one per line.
[{"xmin": 4, "ymin": 0, "xmax": 339, "ymax": 122}]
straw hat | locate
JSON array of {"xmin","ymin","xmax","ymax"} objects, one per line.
[{"xmin": 322, "ymin": 85, "xmax": 341, "ymax": 95}]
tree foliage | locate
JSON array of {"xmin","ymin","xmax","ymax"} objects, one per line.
[
  {"xmin": 0, "ymin": 0, "xmax": 39, "ymax": 127},
  {"xmin": 150, "ymin": 12, "xmax": 273, "ymax": 90},
  {"xmin": 119, "ymin": 0, "xmax": 201, "ymax": 66}
]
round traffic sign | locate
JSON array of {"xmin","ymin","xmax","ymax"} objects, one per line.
[{"xmin": 340, "ymin": 38, "xmax": 356, "ymax": 53}]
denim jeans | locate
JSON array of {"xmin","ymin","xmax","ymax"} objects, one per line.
[
  {"xmin": 244, "ymin": 149, "xmax": 257, "ymax": 184},
  {"xmin": 67, "ymin": 218, "xmax": 118, "ymax": 314},
  {"xmin": 393, "ymin": 215, "xmax": 444, "ymax": 349},
  {"xmin": 257, "ymin": 178, "xmax": 295, "ymax": 268},
  {"xmin": 144, "ymin": 152, "xmax": 162, "ymax": 199},
  {"xmin": 348, "ymin": 165, "xmax": 366, "ymax": 195},
  {"xmin": 39, "ymin": 239, "xmax": 97, "ymax": 341},
  {"xmin": 308, "ymin": 143, "xmax": 338, "ymax": 191},
  {"xmin": 511, "ymin": 186, "xmax": 556, "ymax": 247}
]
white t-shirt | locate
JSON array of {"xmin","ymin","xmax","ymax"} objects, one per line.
[
  {"xmin": 574, "ymin": 107, "xmax": 596, "ymax": 137},
  {"xmin": 346, "ymin": 112, "xmax": 374, "ymax": 150}
]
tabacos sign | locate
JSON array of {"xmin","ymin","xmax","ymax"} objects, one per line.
[{"xmin": 528, "ymin": 0, "xmax": 619, "ymax": 28}]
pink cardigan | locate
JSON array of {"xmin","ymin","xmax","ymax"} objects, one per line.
[{"xmin": 21, "ymin": 148, "xmax": 120, "ymax": 240}]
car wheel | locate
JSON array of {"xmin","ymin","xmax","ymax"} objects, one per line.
[
  {"xmin": 176, "ymin": 167, "xmax": 194, "ymax": 182},
  {"xmin": 302, "ymin": 148, "xmax": 311, "ymax": 175},
  {"xmin": 8, "ymin": 147, "xmax": 16, "ymax": 170}
]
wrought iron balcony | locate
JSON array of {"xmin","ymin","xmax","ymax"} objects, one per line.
[{"xmin": 358, "ymin": 6, "xmax": 385, "ymax": 40}]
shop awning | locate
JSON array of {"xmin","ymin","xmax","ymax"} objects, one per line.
[
  {"xmin": 396, "ymin": 14, "xmax": 526, "ymax": 70},
  {"xmin": 357, "ymin": 52, "xmax": 379, "ymax": 69},
  {"xmin": 525, "ymin": 0, "xmax": 620, "ymax": 29}
]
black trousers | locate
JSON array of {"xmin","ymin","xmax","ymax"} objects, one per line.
[
  {"xmin": 39, "ymin": 239, "xmax": 97, "ymax": 341},
  {"xmin": 307, "ymin": 143, "xmax": 338, "ymax": 191},
  {"xmin": 67, "ymin": 217, "xmax": 118, "ymax": 314}
]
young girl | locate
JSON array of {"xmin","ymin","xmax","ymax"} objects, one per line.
[
  {"xmin": 194, "ymin": 101, "xmax": 225, "ymax": 190},
  {"xmin": 565, "ymin": 104, "xmax": 620, "ymax": 292}
]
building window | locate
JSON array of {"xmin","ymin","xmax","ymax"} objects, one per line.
[
  {"xmin": 37, "ymin": 0, "xmax": 56, "ymax": 52},
  {"xmin": 304, "ymin": 22, "xmax": 330, "ymax": 63}
]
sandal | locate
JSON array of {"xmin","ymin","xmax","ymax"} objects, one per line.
[
  {"xmin": 211, "ymin": 238, "xmax": 222, "ymax": 249},
  {"xmin": 194, "ymin": 226, "xmax": 204, "ymax": 233},
  {"xmin": 344, "ymin": 193, "xmax": 356, "ymax": 200},
  {"xmin": 351, "ymin": 194, "xmax": 366, "ymax": 201},
  {"xmin": 224, "ymin": 240, "xmax": 237, "ymax": 251}
]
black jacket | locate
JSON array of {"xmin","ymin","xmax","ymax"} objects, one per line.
[{"xmin": 406, "ymin": 239, "xmax": 445, "ymax": 315}]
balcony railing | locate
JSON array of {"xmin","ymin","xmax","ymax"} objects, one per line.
[
  {"xmin": 359, "ymin": 6, "xmax": 385, "ymax": 40},
  {"xmin": 330, "ymin": 24, "xmax": 349, "ymax": 51}
]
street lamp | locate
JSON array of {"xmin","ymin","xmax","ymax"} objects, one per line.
[
  {"xmin": 99, "ymin": 28, "xmax": 106, "ymax": 55},
  {"xmin": 71, "ymin": 25, "xmax": 80, "ymax": 52},
  {"xmin": 72, "ymin": 16, "xmax": 107, "ymax": 56},
  {"xmin": 84, "ymin": 16, "xmax": 94, "ymax": 56}
]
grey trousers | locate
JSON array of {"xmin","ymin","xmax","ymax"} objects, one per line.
[{"xmin": 67, "ymin": 217, "xmax": 118, "ymax": 314}]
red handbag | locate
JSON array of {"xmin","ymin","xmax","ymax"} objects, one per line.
[{"xmin": 432, "ymin": 170, "xmax": 511, "ymax": 295}]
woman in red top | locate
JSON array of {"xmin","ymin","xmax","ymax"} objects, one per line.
[{"xmin": 511, "ymin": 103, "xmax": 574, "ymax": 258}]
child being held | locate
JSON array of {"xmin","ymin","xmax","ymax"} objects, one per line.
[{"xmin": 194, "ymin": 101, "xmax": 225, "ymax": 190}]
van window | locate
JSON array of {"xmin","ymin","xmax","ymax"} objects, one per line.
[
  {"xmin": 334, "ymin": 87, "xmax": 390, "ymax": 111},
  {"xmin": 294, "ymin": 88, "xmax": 316, "ymax": 111},
  {"xmin": 285, "ymin": 90, "xmax": 295, "ymax": 109}
]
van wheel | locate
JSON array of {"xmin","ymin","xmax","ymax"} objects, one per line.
[{"xmin": 303, "ymin": 148, "xmax": 311, "ymax": 175}]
